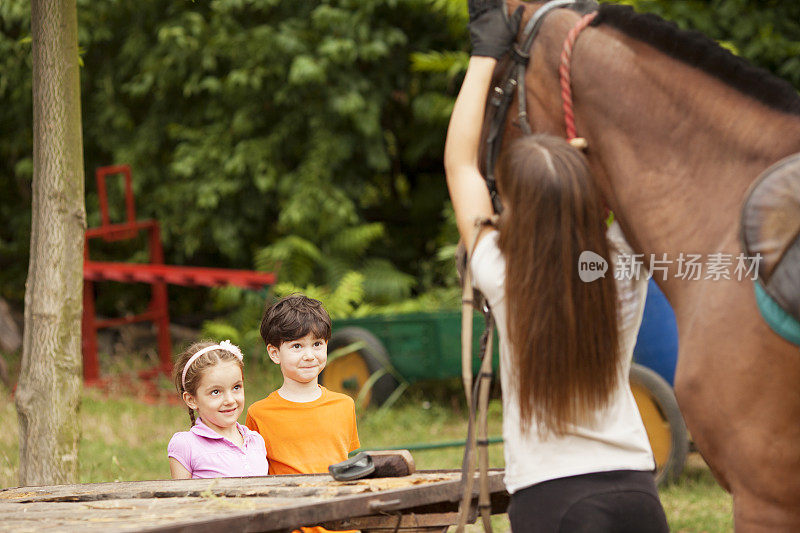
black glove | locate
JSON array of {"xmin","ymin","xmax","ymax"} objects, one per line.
[{"xmin": 468, "ymin": 0, "xmax": 524, "ymax": 60}]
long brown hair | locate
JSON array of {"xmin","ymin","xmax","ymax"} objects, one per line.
[{"xmin": 496, "ymin": 134, "xmax": 619, "ymax": 436}]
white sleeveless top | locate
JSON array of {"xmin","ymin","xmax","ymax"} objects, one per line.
[{"xmin": 470, "ymin": 221, "xmax": 655, "ymax": 494}]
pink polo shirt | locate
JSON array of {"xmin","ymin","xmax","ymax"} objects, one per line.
[{"xmin": 168, "ymin": 419, "xmax": 269, "ymax": 478}]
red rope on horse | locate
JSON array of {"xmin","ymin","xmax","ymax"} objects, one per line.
[{"xmin": 559, "ymin": 12, "xmax": 598, "ymax": 140}]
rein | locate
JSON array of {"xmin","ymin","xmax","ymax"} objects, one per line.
[
  {"xmin": 455, "ymin": 217, "xmax": 498, "ymax": 532},
  {"xmin": 456, "ymin": 2, "xmax": 598, "ymax": 531}
]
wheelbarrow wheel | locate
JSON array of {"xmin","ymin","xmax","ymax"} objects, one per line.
[
  {"xmin": 629, "ymin": 363, "xmax": 689, "ymax": 486},
  {"xmin": 322, "ymin": 327, "xmax": 398, "ymax": 408}
]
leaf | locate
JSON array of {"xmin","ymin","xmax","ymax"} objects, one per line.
[
  {"xmin": 410, "ymin": 50, "xmax": 467, "ymax": 74},
  {"xmin": 288, "ymin": 55, "xmax": 326, "ymax": 85}
]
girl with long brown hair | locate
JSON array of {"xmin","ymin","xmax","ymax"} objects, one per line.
[{"xmin": 443, "ymin": 0, "xmax": 668, "ymax": 530}]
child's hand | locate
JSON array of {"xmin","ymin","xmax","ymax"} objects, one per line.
[{"xmin": 467, "ymin": 0, "xmax": 524, "ymax": 60}]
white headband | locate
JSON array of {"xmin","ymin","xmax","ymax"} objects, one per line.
[{"xmin": 181, "ymin": 340, "xmax": 243, "ymax": 389}]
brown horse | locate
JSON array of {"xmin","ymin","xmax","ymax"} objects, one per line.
[{"xmin": 492, "ymin": 1, "xmax": 800, "ymax": 530}]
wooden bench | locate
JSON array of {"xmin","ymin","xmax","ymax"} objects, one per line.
[
  {"xmin": 82, "ymin": 165, "xmax": 275, "ymax": 383},
  {"xmin": 0, "ymin": 469, "xmax": 508, "ymax": 533},
  {"xmin": 0, "ymin": 470, "xmax": 509, "ymax": 532}
]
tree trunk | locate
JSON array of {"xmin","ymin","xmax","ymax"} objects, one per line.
[{"xmin": 15, "ymin": 0, "xmax": 85, "ymax": 486}]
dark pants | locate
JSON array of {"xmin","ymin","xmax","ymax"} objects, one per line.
[{"xmin": 508, "ymin": 470, "xmax": 669, "ymax": 533}]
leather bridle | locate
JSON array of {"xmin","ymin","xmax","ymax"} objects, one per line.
[{"xmin": 482, "ymin": 0, "xmax": 599, "ymax": 213}]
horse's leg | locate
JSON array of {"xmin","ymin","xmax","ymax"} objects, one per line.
[{"xmin": 674, "ymin": 278, "xmax": 800, "ymax": 531}]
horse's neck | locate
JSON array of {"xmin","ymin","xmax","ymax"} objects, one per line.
[{"xmin": 534, "ymin": 15, "xmax": 800, "ymax": 263}]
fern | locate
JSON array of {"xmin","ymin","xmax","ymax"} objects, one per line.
[
  {"xmin": 360, "ymin": 258, "xmax": 416, "ymax": 304},
  {"xmin": 331, "ymin": 271, "xmax": 367, "ymax": 312},
  {"xmin": 273, "ymin": 270, "xmax": 366, "ymax": 319},
  {"xmin": 328, "ymin": 222, "xmax": 385, "ymax": 257},
  {"xmin": 356, "ymin": 286, "xmax": 461, "ymax": 316},
  {"xmin": 255, "ymin": 235, "xmax": 323, "ymax": 285},
  {"xmin": 210, "ymin": 285, "xmax": 247, "ymax": 310},
  {"xmin": 321, "ymin": 256, "xmax": 352, "ymax": 288}
]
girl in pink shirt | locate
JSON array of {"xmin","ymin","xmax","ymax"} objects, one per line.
[{"xmin": 168, "ymin": 340, "xmax": 269, "ymax": 479}]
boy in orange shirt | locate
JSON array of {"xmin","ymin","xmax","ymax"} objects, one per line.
[{"xmin": 246, "ymin": 294, "xmax": 360, "ymax": 476}]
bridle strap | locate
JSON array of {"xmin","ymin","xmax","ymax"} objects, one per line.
[
  {"xmin": 485, "ymin": 72, "xmax": 520, "ymax": 213},
  {"xmin": 475, "ymin": 321, "xmax": 494, "ymax": 530},
  {"xmin": 483, "ymin": 0, "xmax": 591, "ymax": 213},
  {"xmin": 516, "ymin": 0, "xmax": 579, "ymax": 136},
  {"xmin": 520, "ymin": 0, "xmax": 580, "ymax": 54},
  {"xmin": 519, "ymin": 1, "xmax": 599, "ymax": 142}
]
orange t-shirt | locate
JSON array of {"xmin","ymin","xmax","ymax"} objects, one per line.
[
  {"xmin": 245, "ymin": 386, "xmax": 360, "ymax": 475},
  {"xmin": 246, "ymin": 386, "xmax": 360, "ymax": 533}
]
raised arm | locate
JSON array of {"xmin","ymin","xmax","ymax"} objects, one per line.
[
  {"xmin": 444, "ymin": 0, "xmax": 522, "ymax": 252},
  {"xmin": 444, "ymin": 57, "xmax": 497, "ymax": 249}
]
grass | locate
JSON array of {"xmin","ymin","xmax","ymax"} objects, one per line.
[
  {"xmin": 0, "ymin": 351, "xmax": 732, "ymax": 531},
  {"xmin": 661, "ymin": 455, "xmax": 733, "ymax": 532}
]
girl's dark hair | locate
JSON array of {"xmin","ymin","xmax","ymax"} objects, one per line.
[
  {"xmin": 260, "ymin": 293, "xmax": 332, "ymax": 349},
  {"xmin": 173, "ymin": 341, "xmax": 244, "ymax": 427},
  {"xmin": 496, "ymin": 134, "xmax": 620, "ymax": 436}
]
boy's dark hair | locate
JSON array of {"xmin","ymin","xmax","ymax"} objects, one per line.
[{"xmin": 260, "ymin": 293, "xmax": 332, "ymax": 348}]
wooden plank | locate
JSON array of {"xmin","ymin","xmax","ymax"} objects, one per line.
[
  {"xmin": 321, "ymin": 511, "xmax": 466, "ymax": 529},
  {"xmin": 1, "ymin": 497, "xmax": 296, "ymax": 532},
  {"xmin": 0, "ymin": 472, "xmax": 460, "ymax": 503},
  {"xmin": 0, "ymin": 471, "xmax": 507, "ymax": 533}
]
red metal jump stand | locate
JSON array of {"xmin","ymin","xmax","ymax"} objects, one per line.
[
  {"xmin": 82, "ymin": 165, "xmax": 171, "ymax": 384},
  {"xmin": 81, "ymin": 165, "xmax": 276, "ymax": 385}
]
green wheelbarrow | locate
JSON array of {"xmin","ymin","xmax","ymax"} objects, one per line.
[{"xmin": 323, "ymin": 311, "xmax": 496, "ymax": 407}]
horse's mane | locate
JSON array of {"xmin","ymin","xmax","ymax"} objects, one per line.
[{"xmin": 590, "ymin": 4, "xmax": 800, "ymax": 115}]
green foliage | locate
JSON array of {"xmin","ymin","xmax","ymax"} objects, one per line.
[
  {"xmin": 274, "ymin": 270, "xmax": 366, "ymax": 318},
  {"xmin": 201, "ymin": 285, "xmax": 269, "ymax": 358},
  {"xmin": 0, "ymin": 0, "xmax": 461, "ymax": 313},
  {"xmin": 611, "ymin": 0, "xmax": 800, "ymax": 87},
  {"xmin": 0, "ymin": 0, "xmax": 33, "ymax": 301},
  {"xmin": 4, "ymin": 0, "xmax": 799, "ymax": 317},
  {"xmin": 411, "ymin": 50, "xmax": 468, "ymax": 80},
  {"xmin": 252, "ymin": 220, "xmax": 416, "ymax": 305}
]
